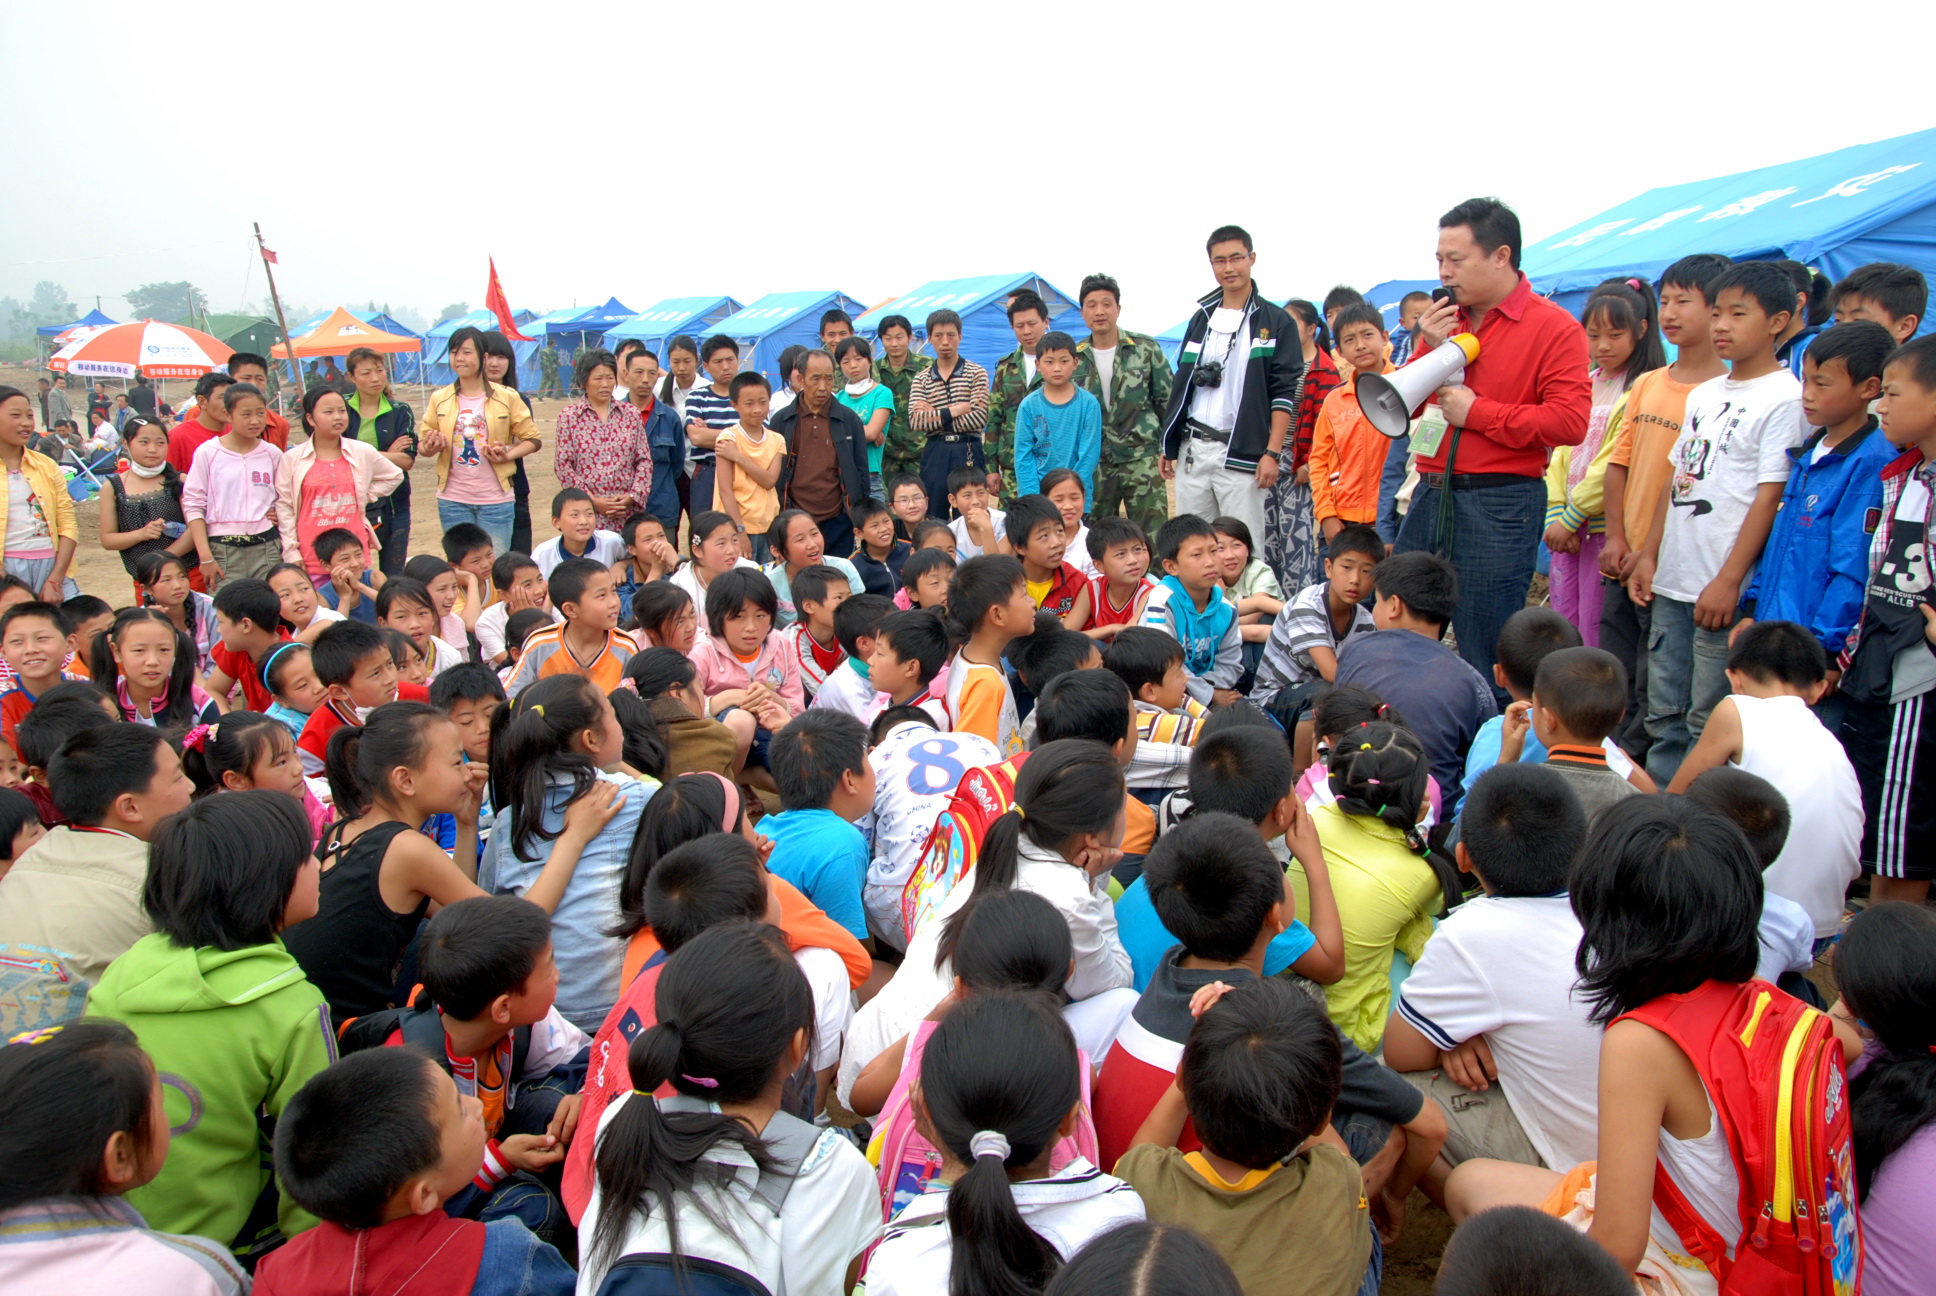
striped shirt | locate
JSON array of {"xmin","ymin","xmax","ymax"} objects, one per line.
[
  {"xmin": 1251, "ymin": 580, "xmax": 1377, "ymax": 709},
  {"xmin": 683, "ymin": 385, "xmax": 738, "ymax": 465},
  {"xmin": 504, "ymin": 624, "xmax": 639, "ymax": 696},
  {"xmin": 908, "ymin": 358, "xmax": 991, "ymax": 437},
  {"xmin": 1130, "ymin": 699, "xmax": 1204, "ymax": 791}
]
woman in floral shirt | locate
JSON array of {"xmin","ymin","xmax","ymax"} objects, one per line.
[{"xmin": 554, "ymin": 348, "xmax": 652, "ymax": 532}]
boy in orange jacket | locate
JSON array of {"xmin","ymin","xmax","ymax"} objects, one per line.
[{"xmin": 1310, "ymin": 305, "xmax": 1395, "ymax": 542}]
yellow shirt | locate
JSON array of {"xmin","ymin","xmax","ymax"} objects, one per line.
[{"xmin": 714, "ymin": 424, "xmax": 785, "ymax": 536}]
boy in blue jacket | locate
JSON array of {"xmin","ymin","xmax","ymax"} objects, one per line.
[{"xmin": 1742, "ymin": 322, "xmax": 1898, "ymax": 728}]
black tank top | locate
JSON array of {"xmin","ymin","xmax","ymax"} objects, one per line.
[
  {"xmin": 283, "ymin": 820, "xmax": 428, "ymax": 1025},
  {"xmin": 108, "ymin": 470, "xmax": 187, "ymax": 576}
]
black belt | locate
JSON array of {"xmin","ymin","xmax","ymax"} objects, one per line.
[
  {"xmin": 927, "ymin": 433, "xmax": 978, "ymax": 444},
  {"xmin": 208, "ymin": 528, "xmax": 278, "ymax": 547},
  {"xmin": 1186, "ymin": 419, "xmax": 1232, "ymax": 444},
  {"xmin": 1419, "ymin": 472, "xmax": 1529, "ymax": 491}
]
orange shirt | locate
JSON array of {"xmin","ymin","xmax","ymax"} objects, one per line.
[
  {"xmin": 1309, "ymin": 367, "xmax": 1393, "ymax": 526},
  {"xmin": 620, "ymin": 873, "xmax": 871, "ymax": 989},
  {"xmin": 1606, "ymin": 367, "xmax": 1700, "ymax": 542}
]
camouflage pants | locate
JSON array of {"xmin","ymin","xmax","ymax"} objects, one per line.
[{"xmin": 1095, "ymin": 451, "xmax": 1168, "ymax": 536}]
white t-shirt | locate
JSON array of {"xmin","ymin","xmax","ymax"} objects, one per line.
[
  {"xmin": 864, "ymin": 723, "xmax": 1003, "ymax": 943},
  {"xmin": 1064, "ymin": 522, "xmax": 1099, "ymax": 579},
  {"xmin": 1732, "ymin": 693, "xmax": 1863, "ymax": 936},
  {"xmin": 797, "ymin": 944, "xmax": 852, "ymax": 1072},
  {"xmin": 809, "ymin": 660, "xmax": 881, "ymax": 723},
  {"xmin": 5, "ymin": 471, "xmax": 52, "ymax": 555},
  {"xmin": 670, "ymin": 557, "xmax": 761, "ymax": 613},
  {"xmin": 1186, "ymin": 307, "xmax": 1251, "ymax": 434},
  {"xmin": 1022, "ymin": 351, "xmax": 1037, "ymax": 385},
  {"xmin": 1090, "ymin": 345, "xmax": 1117, "ymax": 413},
  {"xmin": 576, "ymin": 1094, "xmax": 880, "ymax": 1296},
  {"xmin": 949, "ymin": 508, "xmax": 1007, "ymax": 560},
  {"xmin": 476, "ymin": 602, "xmax": 563, "ymax": 663},
  {"xmin": 1655, "ymin": 369, "xmax": 1807, "ymax": 603},
  {"xmin": 533, "ymin": 530, "xmax": 627, "ymax": 578},
  {"xmin": 1758, "ymin": 891, "xmax": 1816, "ymax": 982},
  {"xmin": 1393, "ymin": 894, "xmax": 1603, "ymax": 1172}
]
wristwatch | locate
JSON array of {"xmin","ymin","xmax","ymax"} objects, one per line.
[{"xmin": 1258, "ymin": 449, "xmax": 1282, "ymax": 463}]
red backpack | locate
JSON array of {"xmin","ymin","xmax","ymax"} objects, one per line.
[
  {"xmin": 896, "ymin": 753, "xmax": 1028, "ymax": 942},
  {"xmin": 1617, "ymin": 979, "xmax": 1861, "ymax": 1296}
]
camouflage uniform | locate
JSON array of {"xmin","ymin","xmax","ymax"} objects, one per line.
[
  {"xmin": 1075, "ymin": 331, "xmax": 1174, "ymax": 534},
  {"xmin": 983, "ymin": 347, "xmax": 1043, "ymax": 493},
  {"xmin": 875, "ymin": 352, "xmax": 932, "ymax": 483},
  {"xmin": 538, "ymin": 344, "xmax": 561, "ymax": 398}
]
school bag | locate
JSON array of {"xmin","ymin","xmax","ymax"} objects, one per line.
[
  {"xmin": 897, "ymin": 753, "xmax": 1028, "ymax": 941},
  {"xmin": 591, "ymin": 1110, "xmax": 823, "ymax": 1296},
  {"xmin": 1616, "ymin": 978, "xmax": 1861, "ymax": 1296},
  {"xmin": 334, "ymin": 984, "xmax": 534, "ymax": 1084},
  {"xmin": 0, "ymin": 943, "xmax": 89, "ymax": 1041}
]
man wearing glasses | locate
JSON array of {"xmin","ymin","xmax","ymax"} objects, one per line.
[{"xmin": 1158, "ymin": 225, "xmax": 1305, "ymax": 541}]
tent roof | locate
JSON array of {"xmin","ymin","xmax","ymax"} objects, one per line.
[
  {"xmin": 717, "ymin": 290, "xmax": 865, "ymax": 341},
  {"xmin": 37, "ymin": 307, "xmax": 117, "ymax": 337},
  {"xmin": 545, "ymin": 297, "xmax": 635, "ymax": 334},
  {"xmin": 274, "ymin": 307, "xmax": 421, "ymax": 357},
  {"xmin": 520, "ymin": 309, "xmax": 588, "ymax": 339},
  {"xmin": 602, "ymin": 295, "xmax": 742, "ymax": 343},
  {"xmin": 289, "ymin": 308, "xmax": 420, "ymax": 340},
  {"xmin": 426, "ymin": 307, "xmax": 541, "ymax": 338},
  {"xmin": 1525, "ymin": 126, "xmax": 1936, "ymax": 296},
  {"xmin": 1362, "ymin": 280, "xmax": 1440, "ymax": 328},
  {"xmin": 854, "ymin": 273, "xmax": 1079, "ymax": 334}
]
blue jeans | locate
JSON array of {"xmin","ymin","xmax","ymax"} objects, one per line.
[
  {"xmin": 1394, "ymin": 477, "xmax": 1544, "ymax": 696},
  {"xmin": 437, "ymin": 499, "xmax": 514, "ymax": 554},
  {"xmin": 1376, "ymin": 432, "xmax": 1410, "ymax": 545},
  {"xmin": 1644, "ymin": 595, "xmax": 1735, "ymax": 784}
]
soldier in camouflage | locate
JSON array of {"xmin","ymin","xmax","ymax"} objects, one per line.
[
  {"xmin": 1073, "ymin": 273, "xmax": 1174, "ymax": 535},
  {"xmin": 982, "ymin": 288, "xmax": 1049, "ymax": 496},
  {"xmin": 873, "ymin": 313, "xmax": 932, "ymax": 483},
  {"xmin": 538, "ymin": 343, "xmax": 561, "ymax": 398}
]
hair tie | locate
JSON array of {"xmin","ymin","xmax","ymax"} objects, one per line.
[
  {"xmin": 7, "ymin": 1024, "xmax": 65, "ymax": 1045},
  {"xmin": 183, "ymin": 723, "xmax": 214, "ymax": 752},
  {"xmin": 968, "ymin": 1130, "xmax": 1011, "ymax": 1162},
  {"xmin": 530, "ymin": 703, "xmax": 544, "ymax": 717},
  {"xmin": 1014, "ymin": 805, "xmax": 1026, "ymax": 824},
  {"xmin": 681, "ymin": 1074, "xmax": 720, "ymax": 1089},
  {"xmin": 618, "ymin": 677, "xmax": 639, "ymax": 694},
  {"xmin": 1626, "ymin": 278, "xmax": 1643, "ymax": 293}
]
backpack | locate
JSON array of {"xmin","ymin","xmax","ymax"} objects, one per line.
[
  {"xmin": 897, "ymin": 754, "xmax": 1027, "ymax": 941},
  {"xmin": 591, "ymin": 1110, "xmax": 823, "ymax": 1296},
  {"xmin": 0, "ymin": 944, "xmax": 89, "ymax": 1042},
  {"xmin": 335, "ymin": 985, "xmax": 534, "ymax": 1086},
  {"xmin": 1616, "ymin": 979, "xmax": 1861, "ymax": 1296}
]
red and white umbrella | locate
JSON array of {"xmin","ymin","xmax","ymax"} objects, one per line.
[{"xmin": 48, "ymin": 319, "xmax": 234, "ymax": 379}]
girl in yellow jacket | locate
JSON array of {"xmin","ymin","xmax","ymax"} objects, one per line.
[
  {"xmin": 415, "ymin": 327, "xmax": 541, "ymax": 553},
  {"xmin": 0, "ymin": 385, "xmax": 80, "ymax": 601}
]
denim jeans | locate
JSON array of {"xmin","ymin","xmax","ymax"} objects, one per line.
[
  {"xmin": 1599, "ymin": 575, "xmax": 1652, "ymax": 760},
  {"xmin": 1644, "ymin": 595, "xmax": 1735, "ymax": 784},
  {"xmin": 437, "ymin": 499, "xmax": 514, "ymax": 554},
  {"xmin": 1394, "ymin": 477, "xmax": 1544, "ymax": 696},
  {"xmin": 1376, "ymin": 432, "xmax": 1410, "ymax": 545}
]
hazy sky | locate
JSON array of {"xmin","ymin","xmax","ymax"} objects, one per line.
[{"xmin": 9, "ymin": 1, "xmax": 1933, "ymax": 336}]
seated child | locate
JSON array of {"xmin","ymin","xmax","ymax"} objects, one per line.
[
  {"xmin": 1682, "ymin": 766, "xmax": 1816, "ymax": 987},
  {"xmin": 296, "ymin": 620, "xmax": 400, "ymax": 777},
  {"xmin": 763, "ymin": 508, "xmax": 864, "ymax": 628},
  {"xmin": 1138, "ymin": 515, "xmax": 1241, "ymax": 706},
  {"xmin": 383, "ymin": 626, "xmax": 431, "ymax": 687},
  {"xmin": 206, "ymin": 577, "xmax": 296, "ymax": 712},
  {"xmin": 1253, "ymin": 524, "xmax": 1381, "ymax": 732},
  {"xmin": 377, "ymin": 578, "xmax": 466, "ymax": 679},
  {"xmin": 11, "ymin": 682, "xmax": 117, "ymax": 826},
  {"xmin": 503, "ymin": 558, "xmax": 637, "ymax": 696},
  {"xmin": 312, "ymin": 526, "xmax": 379, "ymax": 623},
  {"xmin": 260, "ymin": 641, "xmax": 325, "ymax": 739},
  {"xmin": 402, "ymin": 554, "xmax": 483, "ymax": 652},
  {"xmin": 627, "ymin": 580, "xmax": 694, "ymax": 651},
  {"xmin": 762, "ymin": 710, "xmax": 876, "ymax": 943},
  {"xmin": 1665, "ymin": 619, "xmax": 1862, "ymax": 941},
  {"xmin": 1501, "ymin": 646, "xmax": 1639, "ymax": 824},
  {"xmin": 866, "ymin": 607, "xmax": 950, "ymax": 725},
  {"xmin": 670, "ymin": 509, "xmax": 762, "ymax": 613},
  {"xmin": 0, "ymin": 1019, "xmax": 248, "ymax": 1296},
  {"xmin": 1079, "ymin": 515, "xmax": 1155, "ymax": 640},
  {"xmin": 59, "ymin": 593, "xmax": 113, "ymax": 674},
  {"xmin": 776, "ymin": 563, "xmax": 850, "ymax": 700},
  {"xmin": 1290, "ymin": 721, "xmax": 1443, "ymax": 1051},
  {"xmin": 475, "ymin": 552, "xmax": 559, "ymax": 667},
  {"xmin": 1433, "ymin": 1206, "xmax": 1633, "ymax": 1296},
  {"xmin": 86, "ymin": 791, "xmax": 332, "ymax": 1259},
  {"xmin": 261, "ymin": 1048, "xmax": 575, "ymax": 1296},
  {"xmin": 850, "ymin": 496, "xmax": 912, "ymax": 598},
  {"xmin": 498, "ymin": 609, "xmax": 552, "ymax": 683},
  {"xmin": 1104, "ymin": 627, "xmax": 1207, "ymax": 794},
  {"xmin": 1116, "ymin": 977, "xmax": 1374, "ymax": 1296},
  {"xmin": 941, "ymin": 554, "xmax": 1034, "ymax": 757},
  {"xmin": 1335, "ymin": 551, "xmax": 1496, "ymax": 814},
  {"xmin": 89, "ymin": 607, "xmax": 220, "ymax": 727},
  {"xmin": 0, "ymin": 600, "xmax": 80, "ymax": 744},
  {"xmin": 887, "ymin": 473, "xmax": 930, "ymax": 544},
  {"xmin": 623, "ymin": 647, "xmax": 751, "ymax": 778},
  {"xmin": 0, "ymin": 785, "xmax": 43, "ymax": 882},
  {"xmin": 1042, "ymin": 467, "xmax": 1098, "ymax": 579},
  {"xmin": 532, "ymin": 487, "xmax": 625, "ymax": 576},
  {"xmin": 133, "ymin": 551, "xmax": 217, "ymax": 674},
  {"xmin": 1212, "ymin": 514, "xmax": 1285, "ymax": 646},
  {"xmin": 895, "ymin": 543, "xmax": 955, "ymax": 612},
  {"xmin": 686, "ymin": 567, "xmax": 800, "ymax": 757},
  {"xmin": 1113, "ymin": 727, "xmax": 1345, "ymax": 992},
  {"xmin": 181, "ymin": 709, "xmax": 331, "ymax": 847},
  {"xmin": 1028, "ymin": 667, "xmax": 1164, "ymax": 861},
  {"xmin": 1008, "ymin": 493, "xmax": 1089, "ymax": 624},
  {"xmin": 864, "ymin": 703, "xmax": 1000, "ymax": 948},
  {"xmin": 945, "ymin": 465, "xmax": 1007, "ymax": 559},
  {"xmin": 863, "ymin": 991, "xmax": 1144, "ymax": 1294},
  {"xmin": 610, "ymin": 511, "xmax": 677, "ymax": 625},
  {"xmin": 442, "ymin": 521, "xmax": 498, "ymax": 605},
  {"xmin": 423, "ymin": 662, "xmax": 506, "ymax": 855},
  {"xmin": 912, "ymin": 516, "xmax": 957, "ymax": 557},
  {"xmin": 267, "ymin": 562, "xmax": 345, "ymax": 643},
  {"xmin": 812, "ymin": 592, "xmax": 893, "ymax": 721},
  {"xmin": 1384, "ymin": 763, "xmax": 1603, "ymax": 1186}
]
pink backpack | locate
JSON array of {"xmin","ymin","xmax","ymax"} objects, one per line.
[{"xmin": 867, "ymin": 1017, "xmax": 1100, "ymax": 1221}]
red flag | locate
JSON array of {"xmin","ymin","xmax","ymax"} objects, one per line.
[
  {"xmin": 484, "ymin": 258, "xmax": 532, "ymax": 341},
  {"xmin": 261, "ymin": 247, "xmax": 278, "ymax": 264}
]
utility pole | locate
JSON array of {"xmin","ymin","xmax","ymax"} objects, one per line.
[{"xmin": 254, "ymin": 222, "xmax": 300, "ymax": 414}]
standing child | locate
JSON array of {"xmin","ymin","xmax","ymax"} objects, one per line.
[
  {"xmin": 942, "ymin": 554, "xmax": 1037, "ymax": 756},
  {"xmin": 275, "ymin": 386, "xmax": 404, "ymax": 580},
  {"xmin": 1042, "ymin": 469, "xmax": 1098, "ymax": 579},
  {"xmin": 776, "ymin": 563, "xmax": 850, "ymax": 701},
  {"xmin": 0, "ymin": 384, "xmax": 79, "ymax": 602},
  {"xmin": 837, "ymin": 336, "xmax": 895, "ymax": 500},
  {"xmin": 503, "ymin": 559, "xmax": 636, "ymax": 696},
  {"xmin": 1012, "ymin": 331, "xmax": 1104, "ymax": 500},
  {"xmin": 99, "ymin": 415, "xmax": 192, "ymax": 596},
  {"xmin": 1078, "ymin": 517, "xmax": 1155, "ymax": 641},
  {"xmin": 533, "ymin": 488, "xmax": 626, "ymax": 577},
  {"xmin": 1544, "ymin": 280, "xmax": 1662, "ymax": 645},
  {"xmin": 850, "ymin": 497, "xmax": 912, "ymax": 598},
  {"xmin": 85, "ymin": 792, "xmax": 333, "ymax": 1261},
  {"xmin": 713, "ymin": 372, "xmax": 785, "ymax": 562},
  {"xmin": 1309, "ymin": 304, "xmax": 1394, "ymax": 540},
  {"xmin": 1631, "ymin": 261, "xmax": 1809, "ymax": 782},
  {"xmin": 1138, "ymin": 515, "xmax": 1241, "ymax": 706},
  {"xmin": 183, "ymin": 382, "xmax": 284, "ymax": 589},
  {"xmin": 88, "ymin": 607, "xmax": 220, "ymax": 727},
  {"xmin": 376, "ymin": 578, "xmax": 466, "ymax": 680}
]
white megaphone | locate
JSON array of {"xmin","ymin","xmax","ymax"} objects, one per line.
[{"xmin": 1356, "ymin": 333, "xmax": 1482, "ymax": 437}]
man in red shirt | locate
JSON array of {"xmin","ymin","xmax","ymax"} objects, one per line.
[
  {"xmin": 166, "ymin": 372, "xmax": 234, "ymax": 472},
  {"xmin": 1397, "ymin": 197, "xmax": 1591, "ymax": 689}
]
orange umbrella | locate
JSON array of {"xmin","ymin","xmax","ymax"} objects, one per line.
[{"xmin": 271, "ymin": 306, "xmax": 422, "ymax": 357}]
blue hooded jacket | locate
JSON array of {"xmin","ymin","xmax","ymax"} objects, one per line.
[{"xmin": 1744, "ymin": 419, "xmax": 1895, "ymax": 655}]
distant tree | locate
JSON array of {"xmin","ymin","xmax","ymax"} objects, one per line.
[
  {"xmin": 387, "ymin": 304, "xmax": 429, "ymax": 332},
  {"xmin": 436, "ymin": 302, "xmax": 471, "ymax": 323},
  {"xmin": 125, "ymin": 281, "xmax": 207, "ymax": 322}
]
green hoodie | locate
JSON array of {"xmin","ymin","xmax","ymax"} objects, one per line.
[{"xmin": 86, "ymin": 933, "xmax": 335, "ymax": 1251}]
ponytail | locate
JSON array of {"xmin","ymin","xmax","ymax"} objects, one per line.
[
  {"xmin": 89, "ymin": 607, "xmax": 198, "ymax": 727},
  {"xmin": 325, "ymin": 701, "xmax": 443, "ymax": 821},
  {"xmin": 489, "ymin": 674, "xmax": 606, "ymax": 858},
  {"xmin": 608, "ymin": 686, "xmax": 668, "ymax": 780},
  {"xmin": 588, "ymin": 922, "xmax": 812, "ymax": 1276},
  {"xmin": 181, "ymin": 710, "xmax": 292, "ymax": 798},
  {"xmin": 936, "ymin": 739, "xmax": 1125, "ymax": 972},
  {"xmin": 612, "ymin": 772, "xmax": 742, "ymax": 940},
  {"xmin": 1838, "ymin": 902, "xmax": 1936, "ymax": 1199},
  {"xmin": 920, "ymin": 992, "xmax": 1078, "ymax": 1296},
  {"xmin": 1326, "ymin": 721, "xmax": 1430, "ymax": 853}
]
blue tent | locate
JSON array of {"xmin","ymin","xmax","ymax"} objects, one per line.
[
  {"xmin": 1362, "ymin": 280, "xmax": 1440, "ymax": 329},
  {"xmin": 541, "ymin": 298, "xmax": 636, "ymax": 354},
  {"xmin": 37, "ymin": 307, "xmax": 117, "ymax": 338},
  {"xmin": 422, "ymin": 308, "xmax": 544, "ymax": 386},
  {"xmin": 600, "ymin": 295, "xmax": 742, "ymax": 359},
  {"xmin": 1526, "ymin": 126, "xmax": 1936, "ymax": 325},
  {"xmin": 855, "ymin": 274, "xmax": 1083, "ymax": 373},
  {"xmin": 286, "ymin": 308, "xmax": 426, "ymax": 382},
  {"xmin": 717, "ymin": 290, "xmax": 866, "ymax": 381}
]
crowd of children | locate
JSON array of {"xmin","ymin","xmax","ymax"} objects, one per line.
[{"xmin": 0, "ymin": 252, "xmax": 1934, "ymax": 1296}]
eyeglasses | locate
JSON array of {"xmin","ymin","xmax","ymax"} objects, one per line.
[{"xmin": 1210, "ymin": 253, "xmax": 1253, "ymax": 268}]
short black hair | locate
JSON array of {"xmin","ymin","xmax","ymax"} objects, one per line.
[
  {"xmin": 1007, "ymin": 615, "xmax": 1099, "ymax": 692},
  {"xmin": 847, "ymin": 496, "xmax": 891, "ymax": 531},
  {"xmin": 311, "ymin": 527, "xmax": 366, "ymax": 567},
  {"xmin": 59, "ymin": 593, "xmax": 112, "ymax": 626},
  {"xmin": 643, "ymin": 835, "xmax": 769, "ymax": 954},
  {"xmin": 0, "ymin": 600, "xmax": 68, "ymax": 641},
  {"xmin": 1832, "ymin": 262, "xmax": 1928, "ymax": 326},
  {"xmin": 1037, "ymin": 330, "xmax": 1077, "ymax": 360},
  {"xmin": 374, "ymin": 577, "xmax": 434, "ymax": 624},
  {"xmin": 428, "ymin": 661, "xmax": 505, "ymax": 710},
  {"xmin": 1330, "ymin": 303, "xmax": 1387, "ymax": 338},
  {"xmin": 926, "ymin": 308, "xmax": 963, "ymax": 335},
  {"xmin": 1181, "ymin": 976, "xmax": 1339, "ymax": 1166},
  {"xmin": 48, "ymin": 723, "xmax": 171, "ymax": 825},
  {"xmin": 490, "ymin": 549, "xmax": 538, "ymax": 593},
  {"xmin": 1373, "ymin": 550, "xmax": 1458, "ymax": 630},
  {"xmin": 1104, "ymin": 626, "xmax": 1184, "ymax": 699},
  {"xmin": 1534, "ymin": 646, "xmax": 1626, "ymax": 741},
  {"xmin": 1710, "ymin": 260, "xmax": 1798, "ymax": 322},
  {"xmin": 1440, "ymin": 196, "xmax": 1522, "ymax": 270},
  {"xmin": 1726, "ymin": 619, "xmax": 1826, "ymax": 688},
  {"xmin": 14, "ymin": 684, "xmax": 114, "ymax": 770},
  {"xmin": 877, "ymin": 314, "xmax": 914, "ymax": 338},
  {"xmin": 1325, "ymin": 523, "xmax": 1383, "ymax": 565},
  {"xmin": 1153, "ymin": 513, "xmax": 1217, "ymax": 566},
  {"xmin": 1888, "ymin": 334, "xmax": 1936, "ymax": 390},
  {"xmin": 1005, "ymin": 289, "xmax": 1048, "ymax": 323},
  {"xmin": 1659, "ymin": 253, "xmax": 1733, "ymax": 302},
  {"xmin": 1187, "ymin": 727, "xmax": 1294, "ymax": 826},
  {"xmin": 1322, "ymin": 285, "xmax": 1368, "ymax": 316},
  {"xmin": 550, "ymin": 486, "xmax": 593, "ymax": 518},
  {"xmin": 311, "ymin": 619, "xmax": 389, "ymax": 688},
  {"xmin": 790, "ymin": 563, "xmax": 843, "ymax": 613},
  {"xmin": 143, "ymin": 790, "xmax": 313, "ymax": 951},
  {"xmin": 833, "ymin": 592, "xmax": 892, "ymax": 659},
  {"xmin": 1204, "ymin": 225, "xmax": 1252, "ymax": 255},
  {"xmin": 1078, "ymin": 273, "xmax": 1120, "ymax": 305},
  {"xmin": 875, "ymin": 609, "xmax": 948, "ymax": 685},
  {"xmin": 818, "ymin": 307, "xmax": 853, "ymax": 333},
  {"xmin": 1805, "ymin": 320, "xmax": 1897, "ymax": 386},
  {"xmin": 503, "ymin": 609, "xmax": 551, "ymax": 656},
  {"xmin": 211, "ymin": 577, "xmax": 284, "ymax": 634},
  {"xmin": 1683, "ymin": 766, "xmax": 1791, "ymax": 870},
  {"xmin": 771, "ymin": 709, "xmax": 868, "ymax": 811},
  {"xmin": 419, "ymin": 896, "xmax": 552, "ymax": 1021},
  {"xmin": 548, "ymin": 557, "xmax": 608, "ymax": 616},
  {"xmin": 729, "ymin": 370, "xmax": 770, "ymax": 400},
  {"xmin": 1495, "ymin": 607, "xmax": 1583, "ymax": 695},
  {"xmin": 1086, "ymin": 515, "xmax": 1148, "ymax": 562},
  {"xmin": 1145, "ymin": 811, "xmax": 1285, "ymax": 962},
  {"xmin": 901, "ymin": 545, "xmax": 957, "ymax": 594},
  {"xmin": 227, "ymin": 351, "xmax": 269, "ymax": 375},
  {"xmin": 945, "ymin": 465, "xmax": 985, "ymax": 497},
  {"xmin": 1005, "ymin": 494, "xmax": 1065, "ymax": 552},
  {"xmin": 703, "ymin": 568, "xmax": 777, "ymax": 639},
  {"xmin": 441, "ymin": 523, "xmax": 494, "ymax": 565},
  {"xmin": 1460, "ymin": 763, "xmax": 1586, "ymax": 895},
  {"xmin": 274, "ymin": 1049, "xmax": 446, "ymax": 1230},
  {"xmin": 1032, "ymin": 669, "xmax": 1133, "ymax": 748},
  {"xmin": 699, "ymin": 333, "xmax": 739, "ymax": 362},
  {"xmin": 1435, "ymin": 1206, "xmax": 1634, "ymax": 1296}
]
